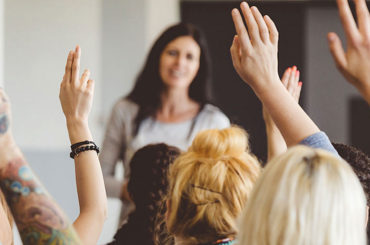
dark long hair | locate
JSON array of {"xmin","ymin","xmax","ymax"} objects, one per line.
[
  {"xmin": 109, "ymin": 143, "xmax": 181, "ymax": 245},
  {"xmin": 127, "ymin": 23, "xmax": 212, "ymax": 135}
]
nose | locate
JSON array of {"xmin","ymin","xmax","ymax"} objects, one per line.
[{"xmin": 175, "ymin": 54, "xmax": 187, "ymax": 67}]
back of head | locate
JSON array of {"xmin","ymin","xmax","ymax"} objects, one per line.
[
  {"xmin": 128, "ymin": 143, "xmax": 181, "ymax": 206},
  {"xmin": 166, "ymin": 126, "xmax": 261, "ymax": 244},
  {"xmin": 112, "ymin": 143, "xmax": 181, "ymax": 245},
  {"xmin": 238, "ymin": 145, "xmax": 367, "ymax": 245},
  {"xmin": 332, "ymin": 143, "xmax": 370, "ymax": 205}
]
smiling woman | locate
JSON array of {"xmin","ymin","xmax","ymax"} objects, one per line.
[{"xmin": 99, "ymin": 23, "xmax": 230, "ymax": 224}]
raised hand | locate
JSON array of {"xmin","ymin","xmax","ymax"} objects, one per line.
[
  {"xmin": 280, "ymin": 66, "xmax": 302, "ymax": 102},
  {"xmin": 328, "ymin": 0, "xmax": 370, "ymax": 104},
  {"xmin": 60, "ymin": 46, "xmax": 95, "ymax": 144},
  {"xmin": 230, "ymin": 2, "xmax": 280, "ymax": 94},
  {"xmin": 60, "ymin": 46, "xmax": 94, "ymax": 128},
  {"xmin": 60, "ymin": 46, "xmax": 107, "ymax": 245},
  {"xmin": 230, "ymin": 2, "xmax": 319, "ymax": 146}
]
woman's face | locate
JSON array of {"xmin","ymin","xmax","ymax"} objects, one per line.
[{"xmin": 159, "ymin": 36, "xmax": 201, "ymax": 90}]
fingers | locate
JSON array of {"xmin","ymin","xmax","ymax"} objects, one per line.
[
  {"xmin": 80, "ymin": 69, "xmax": 91, "ymax": 89},
  {"xmin": 63, "ymin": 51, "xmax": 73, "ymax": 85},
  {"xmin": 327, "ymin": 32, "xmax": 348, "ymax": 71},
  {"xmin": 288, "ymin": 66, "xmax": 299, "ymax": 94},
  {"xmin": 354, "ymin": 0, "xmax": 370, "ymax": 36},
  {"xmin": 264, "ymin": 15, "xmax": 279, "ymax": 45},
  {"xmin": 230, "ymin": 35, "xmax": 242, "ymax": 71},
  {"xmin": 281, "ymin": 66, "xmax": 301, "ymax": 103},
  {"xmin": 231, "ymin": 8, "xmax": 252, "ymax": 51},
  {"xmin": 337, "ymin": 0, "xmax": 361, "ymax": 42},
  {"xmin": 251, "ymin": 6, "xmax": 269, "ymax": 43},
  {"xmin": 294, "ymin": 82, "xmax": 303, "ymax": 102},
  {"xmin": 281, "ymin": 67, "xmax": 291, "ymax": 87},
  {"xmin": 86, "ymin": 79, "xmax": 95, "ymax": 95},
  {"xmin": 240, "ymin": 2, "xmax": 260, "ymax": 44},
  {"xmin": 71, "ymin": 46, "xmax": 81, "ymax": 87}
]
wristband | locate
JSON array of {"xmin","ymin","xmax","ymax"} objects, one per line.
[{"xmin": 70, "ymin": 141, "xmax": 100, "ymax": 159}]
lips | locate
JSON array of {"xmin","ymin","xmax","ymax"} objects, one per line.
[{"xmin": 169, "ymin": 69, "xmax": 185, "ymax": 78}]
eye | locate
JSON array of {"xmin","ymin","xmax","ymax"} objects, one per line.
[
  {"xmin": 186, "ymin": 53, "xmax": 194, "ymax": 60},
  {"xmin": 167, "ymin": 50, "xmax": 178, "ymax": 56}
]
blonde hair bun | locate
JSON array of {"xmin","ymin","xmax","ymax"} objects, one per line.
[{"xmin": 189, "ymin": 126, "xmax": 249, "ymax": 159}]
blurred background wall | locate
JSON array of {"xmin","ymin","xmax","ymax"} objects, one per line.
[{"xmin": 1, "ymin": 0, "xmax": 368, "ymax": 244}]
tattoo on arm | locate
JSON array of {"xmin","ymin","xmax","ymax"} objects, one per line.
[{"xmin": 0, "ymin": 158, "xmax": 81, "ymax": 245}]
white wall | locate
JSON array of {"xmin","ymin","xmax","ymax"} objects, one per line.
[{"xmin": 5, "ymin": 0, "xmax": 103, "ymax": 150}]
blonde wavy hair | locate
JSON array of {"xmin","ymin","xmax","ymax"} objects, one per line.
[
  {"xmin": 165, "ymin": 126, "xmax": 261, "ymax": 244},
  {"xmin": 237, "ymin": 145, "xmax": 367, "ymax": 245}
]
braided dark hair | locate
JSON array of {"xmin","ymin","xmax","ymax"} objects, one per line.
[{"xmin": 110, "ymin": 143, "xmax": 181, "ymax": 245}]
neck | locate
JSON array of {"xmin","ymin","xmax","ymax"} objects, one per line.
[{"xmin": 159, "ymin": 88, "xmax": 198, "ymax": 116}]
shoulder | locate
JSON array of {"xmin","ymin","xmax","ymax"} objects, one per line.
[
  {"xmin": 111, "ymin": 98, "xmax": 139, "ymax": 118},
  {"xmin": 299, "ymin": 131, "xmax": 339, "ymax": 156},
  {"xmin": 197, "ymin": 104, "xmax": 230, "ymax": 129}
]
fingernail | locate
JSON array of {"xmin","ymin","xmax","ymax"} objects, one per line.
[
  {"xmin": 292, "ymin": 66, "xmax": 297, "ymax": 70},
  {"xmin": 287, "ymin": 67, "xmax": 291, "ymax": 72},
  {"xmin": 328, "ymin": 33, "xmax": 335, "ymax": 42},
  {"xmin": 241, "ymin": 1, "xmax": 248, "ymax": 8},
  {"xmin": 298, "ymin": 81, "xmax": 303, "ymax": 86},
  {"xmin": 296, "ymin": 70, "xmax": 300, "ymax": 77}
]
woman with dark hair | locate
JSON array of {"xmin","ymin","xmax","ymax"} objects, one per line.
[
  {"xmin": 99, "ymin": 23, "xmax": 230, "ymax": 219},
  {"xmin": 108, "ymin": 143, "xmax": 181, "ymax": 245}
]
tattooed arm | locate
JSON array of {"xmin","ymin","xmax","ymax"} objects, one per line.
[
  {"xmin": 0, "ymin": 90, "xmax": 81, "ymax": 244},
  {"xmin": 60, "ymin": 46, "xmax": 107, "ymax": 245}
]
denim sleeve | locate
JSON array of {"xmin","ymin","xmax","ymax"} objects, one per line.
[{"xmin": 299, "ymin": 131, "xmax": 339, "ymax": 156}]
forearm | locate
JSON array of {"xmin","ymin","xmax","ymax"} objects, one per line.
[
  {"xmin": 0, "ymin": 142, "xmax": 81, "ymax": 245},
  {"xmin": 256, "ymin": 81, "xmax": 320, "ymax": 146},
  {"xmin": 265, "ymin": 120, "xmax": 287, "ymax": 161},
  {"xmin": 67, "ymin": 120, "xmax": 107, "ymax": 244}
]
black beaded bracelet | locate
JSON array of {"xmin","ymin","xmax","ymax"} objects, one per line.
[
  {"xmin": 70, "ymin": 141, "xmax": 100, "ymax": 159},
  {"xmin": 71, "ymin": 140, "xmax": 96, "ymax": 151}
]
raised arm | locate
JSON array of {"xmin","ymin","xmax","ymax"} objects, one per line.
[
  {"xmin": 263, "ymin": 66, "xmax": 302, "ymax": 161},
  {"xmin": 0, "ymin": 91, "xmax": 81, "ymax": 244},
  {"xmin": 60, "ymin": 46, "xmax": 107, "ymax": 244},
  {"xmin": 328, "ymin": 0, "xmax": 370, "ymax": 104},
  {"xmin": 230, "ymin": 2, "xmax": 319, "ymax": 146}
]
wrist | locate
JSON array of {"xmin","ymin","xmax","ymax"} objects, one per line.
[
  {"xmin": 254, "ymin": 77, "xmax": 284, "ymax": 101},
  {"xmin": 252, "ymin": 75, "xmax": 282, "ymax": 98},
  {"xmin": 66, "ymin": 120, "xmax": 92, "ymax": 144}
]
